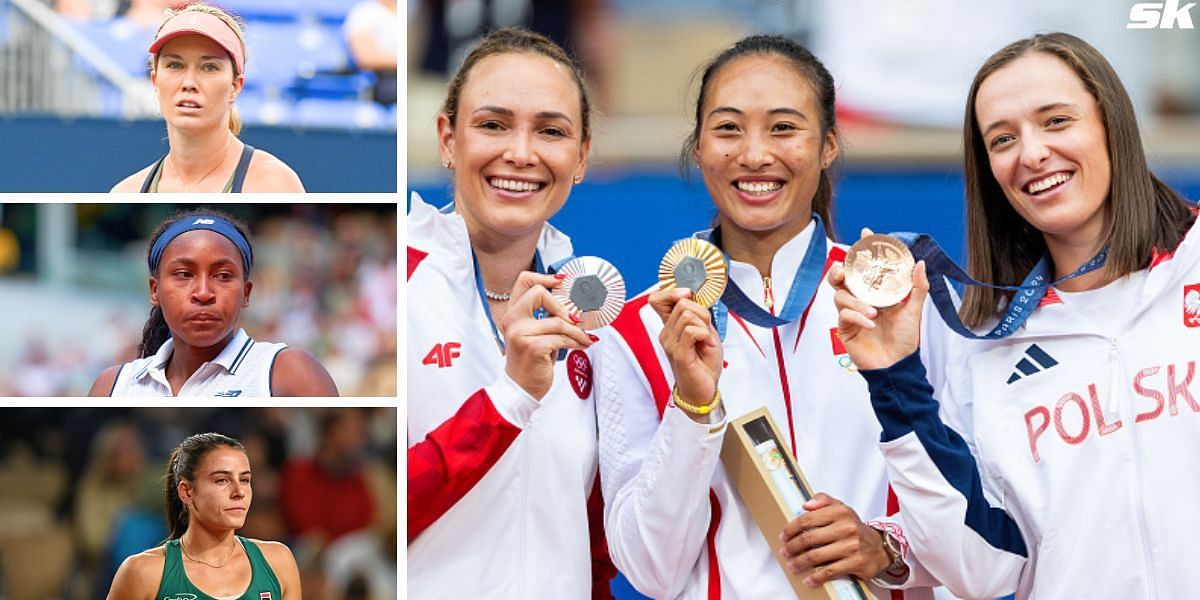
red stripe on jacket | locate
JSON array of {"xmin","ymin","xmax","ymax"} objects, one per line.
[
  {"xmin": 588, "ymin": 472, "xmax": 618, "ymax": 599},
  {"xmin": 407, "ymin": 388, "xmax": 519, "ymax": 543},
  {"xmin": 610, "ymin": 295, "xmax": 672, "ymax": 416},
  {"xmin": 408, "ymin": 246, "xmax": 429, "ymax": 280}
]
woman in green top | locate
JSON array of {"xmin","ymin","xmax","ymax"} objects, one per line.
[{"xmin": 108, "ymin": 432, "xmax": 302, "ymax": 600}]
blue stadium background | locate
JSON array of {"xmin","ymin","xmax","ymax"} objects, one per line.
[{"xmin": 0, "ymin": 0, "xmax": 396, "ymax": 192}]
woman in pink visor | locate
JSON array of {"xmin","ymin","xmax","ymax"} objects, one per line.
[{"xmin": 111, "ymin": 3, "xmax": 305, "ymax": 193}]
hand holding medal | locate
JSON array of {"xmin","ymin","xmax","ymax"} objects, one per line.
[
  {"xmin": 830, "ymin": 229, "xmax": 929, "ymax": 371},
  {"xmin": 652, "ymin": 238, "xmax": 728, "ymax": 420}
]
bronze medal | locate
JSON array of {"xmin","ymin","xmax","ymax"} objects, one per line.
[{"xmin": 844, "ymin": 234, "xmax": 915, "ymax": 307}]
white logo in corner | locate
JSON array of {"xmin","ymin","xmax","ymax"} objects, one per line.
[
  {"xmin": 193, "ymin": 218, "xmax": 215, "ymax": 225},
  {"xmin": 1129, "ymin": 0, "xmax": 1196, "ymax": 28}
]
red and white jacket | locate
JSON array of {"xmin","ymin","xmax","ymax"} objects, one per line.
[
  {"xmin": 406, "ymin": 194, "xmax": 614, "ymax": 599},
  {"xmin": 594, "ymin": 220, "xmax": 946, "ymax": 599},
  {"xmin": 863, "ymin": 216, "xmax": 1200, "ymax": 600}
]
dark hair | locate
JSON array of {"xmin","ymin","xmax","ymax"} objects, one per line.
[
  {"xmin": 960, "ymin": 32, "xmax": 1195, "ymax": 327},
  {"xmin": 138, "ymin": 208, "xmax": 252, "ymax": 358},
  {"xmin": 681, "ymin": 35, "xmax": 840, "ymax": 239},
  {"xmin": 163, "ymin": 432, "xmax": 245, "ymax": 540},
  {"xmin": 441, "ymin": 27, "xmax": 592, "ymax": 142}
]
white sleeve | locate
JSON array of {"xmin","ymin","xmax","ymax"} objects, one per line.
[
  {"xmin": 594, "ymin": 330, "xmax": 725, "ymax": 599},
  {"xmin": 862, "ymin": 350, "xmax": 1029, "ymax": 599}
]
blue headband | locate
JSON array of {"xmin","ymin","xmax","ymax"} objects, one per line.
[{"xmin": 148, "ymin": 215, "xmax": 253, "ymax": 275}]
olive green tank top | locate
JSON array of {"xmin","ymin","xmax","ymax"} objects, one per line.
[{"xmin": 156, "ymin": 536, "xmax": 283, "ymax": 600}]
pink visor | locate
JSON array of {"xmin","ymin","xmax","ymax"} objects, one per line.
[{"xmin": 149, "ymin": 11, "xmax": 245, "ymax": 75}]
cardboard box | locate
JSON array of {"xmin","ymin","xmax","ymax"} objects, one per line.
[{"xmin": 720, "ymin": 407, "xmax": 873, "ymax": 600}]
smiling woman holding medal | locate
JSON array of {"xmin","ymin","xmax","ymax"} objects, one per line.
[
  {"xmin": 406, "ymin": 28, "xmax": 618, "ymax": 598},
  {"xmin": 831, "ymin": 33, "xmax": 1198, "ymax": 599},
  {"xmin": 106, "ymin": 433, "xmax": 301, "ymax": 600},
  {"xmin": 594, "ymin": 36, "xmax": 947, "ymax": 599},
  {"xmin": 109, "ymin": 3, "xmax": 304, "ymax": 193}
]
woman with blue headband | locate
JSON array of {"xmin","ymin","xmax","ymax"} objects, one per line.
[{"xmin": 88, "ymin": 209, "xmax": 338, "ymax": 396}]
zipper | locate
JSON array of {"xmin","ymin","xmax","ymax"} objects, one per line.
[{"xmin": 763, "ymin": 276, "xmax": 775, "ymax": 311}]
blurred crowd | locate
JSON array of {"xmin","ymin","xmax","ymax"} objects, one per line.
[
  {"xmin": 0, "ymin": 204, "xmax": 397, "ymax": 397},
  {"xmin": 0, "ymin": 407, "xmax": 397, "ymax": 600}
]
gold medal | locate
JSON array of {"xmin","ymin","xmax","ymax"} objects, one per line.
[
  {"xmin": 844, "ymin": 234, "xmax": 915, "ymax": 307},
  {"xmin": 658, "ymin": 238, "xmax": 727, "ymax": 308},
  {"xmin": 553, "ymin": 256, "xmax": 626, "ymax": 330}
]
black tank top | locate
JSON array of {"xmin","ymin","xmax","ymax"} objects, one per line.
[{"xmin": 140, "ymin": 143, "xmax": 256, "ymax": 193}]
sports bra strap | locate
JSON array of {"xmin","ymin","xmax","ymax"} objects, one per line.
[
  {"xmin": 140, "ymin": 156, "xmax": 167, "ymax": 193},
  {"xmin": 229, "ymin": 143, "xmax": 255, "ymax": 193}
]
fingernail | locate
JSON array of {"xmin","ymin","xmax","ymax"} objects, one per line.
[
  {"xmin": 588, "ymin": 334, "xmax": 600, "ymax": 342},
  {"xmin": 803, "ymin": 577, "xmax": 815, "ymax": 587},
  {"xmin": 554, "ymin": 273, "xmax": 567, "ymax": 279},
  {"xmin": 570, "ymin": 314, "xmax": 582, "ymax": 323}
]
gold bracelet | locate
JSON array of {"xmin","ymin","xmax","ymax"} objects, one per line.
[{"xmin": 672, "ymin": 385, "xmax": 722, "ymax": 415}]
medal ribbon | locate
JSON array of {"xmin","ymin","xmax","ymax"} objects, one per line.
[
  {"xmin": 443, "ymin": 202, "xmax": 575, "ymax": 353},
  {"xmin": 890, "ymin": 232, "xmax": 1108, "ymax": 340},
  {"xmin": 471, "ymin": 247, "xmax": 573, "ymax": 352},
  {"xmin": 700, "ymin": 213, "xmax": 828, "ymax": 339}
]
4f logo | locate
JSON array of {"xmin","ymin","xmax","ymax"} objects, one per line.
[
  {"xmin": 1129, "ymin": 0, "xmax": 1196, "ymax": 28},
  {"xmin": 422, "ymin": 342, "xmax": 461, "ymax": 368}
]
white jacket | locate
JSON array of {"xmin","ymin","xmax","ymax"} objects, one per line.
[
  {"xmin": 862, "ymin": 217, "xmax": 1200, "ymax": 599},
  {"xmin": 406, "ymin": 194, "xmax": 611, "ymax": 599},
  {"xmin": 595, "ymin": 220, "xmax": 946, "ymax": 599}
]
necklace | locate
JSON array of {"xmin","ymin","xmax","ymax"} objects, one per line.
[
  {"xmin": 484, "ymin": 288, "xmax": 511, "ymax": 302},
  {"xmin": 171, "ymin": 136, "xmax": 232, "ymax": 192},
  {"xmin": 180, "ymin": 538, "xmax": 239, "ymax": 568}
]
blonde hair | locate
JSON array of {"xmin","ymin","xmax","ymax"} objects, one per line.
[{"xmin": 151, "ymin": 3, "xmax": 247, "ymax": 135}]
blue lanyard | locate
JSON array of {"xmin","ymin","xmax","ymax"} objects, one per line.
[
  {"xmin": 471, "ymin": 245, "xmax": 573, "ymax": 352},
  {"xmin": 892, "ymin": 232, "xmax": 1108, "ymax": 339},
  {"xmin": 445, "ymin": 200, "xmax": 576, "ymax": 351},
  {"xmin": 700, "ymin": 214, "xmax": 828, "ymax": 340}
]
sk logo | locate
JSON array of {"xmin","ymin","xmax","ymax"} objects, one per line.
[
  {"xmin": 567, "ymin": 350, "xmax": 593, "ymax": 399},
  {"xmin": 1128, "ymin": 0, "xmax": 1196, "ymax": 28},
  {"xmin": 1184, "ymin": 283, "xmax": 1200, "ymax": 327}
]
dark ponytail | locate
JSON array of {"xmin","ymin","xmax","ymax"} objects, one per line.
[
  {"xmin": 163, "ymin": 432, "xmax": 245, "ymax": 540},
  {"xmin": 139, "ymin": 208, "xmax": 252, "ymax": 358}
]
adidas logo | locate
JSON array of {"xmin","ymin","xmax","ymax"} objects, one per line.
[{"xmin": 1006, "ymin": 344, "xmax": 1058, "ymax": 385}]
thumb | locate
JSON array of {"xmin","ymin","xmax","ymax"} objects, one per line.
[{"xmin": 909, "ymin": 260, "xmax": 930, "ymax": 307}]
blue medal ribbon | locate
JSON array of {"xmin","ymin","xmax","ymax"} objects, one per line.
[
  {"xmin": 447, "ymin": 201, "xmax": 575, "ymax": 352},
  {"xmin": 471, "ymin": 247, "xmax": 572, "ymax": 353},
  {"xmin": 890, "ymin": 232, "xmax": 1108, "ymax": 339},
  {"xmin": 698, "ymin": 213, "xmax": 829, "ymax": 339}
]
